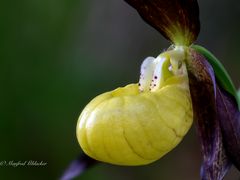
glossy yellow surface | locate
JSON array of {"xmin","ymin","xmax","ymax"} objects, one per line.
[{"xmin": 76, "ymin": 72, "xmax": 193, "ymax": 165}]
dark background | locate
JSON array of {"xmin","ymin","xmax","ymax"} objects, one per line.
[{"xmin": 1, "ymin": 0, "xmax": 240, "ymax": 179}]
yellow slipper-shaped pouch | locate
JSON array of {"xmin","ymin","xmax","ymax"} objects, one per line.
[{"xmin": 76, "ymin": 46, "xmax": 193, "ymax": 166}]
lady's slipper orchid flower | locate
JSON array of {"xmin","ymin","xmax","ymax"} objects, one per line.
[
  {"xmin": 77, "ymin": 47, "xmax": 193, "ymax": 165},
  {"xmin": 62, "ymin": 0, "xmax": 240, "ymax": 180}
]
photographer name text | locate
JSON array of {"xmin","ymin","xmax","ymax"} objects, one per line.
[{"xmin": 0, "ymin": 160, "xmax": 47, "ymax": 167}]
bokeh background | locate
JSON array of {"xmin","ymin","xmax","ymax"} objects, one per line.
[{"xmin": 1, "ymin": 0, "xmax": 240, "ymax": 179}]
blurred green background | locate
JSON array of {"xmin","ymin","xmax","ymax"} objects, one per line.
[{"xmin": 1, "ymin": 0, "xmax": 240, "ymax": 179}]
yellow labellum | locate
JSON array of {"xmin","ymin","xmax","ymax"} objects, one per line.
[{"xmin": 76, "ymin": 47, "xmax": 193, "ymax": 166}]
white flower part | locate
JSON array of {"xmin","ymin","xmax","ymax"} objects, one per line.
[
  {"xmin": 150, "ymin": 56, "xmax": 167, "ymax": 91},
  {"xmin": 139, "ymin": 57, "xmax": 156, "ymax": 92},
  {"xmin": 138, "ymin": 46, "xmax": 187, "ymax": 92}
]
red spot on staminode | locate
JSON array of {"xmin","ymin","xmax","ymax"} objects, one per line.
[{"xmin": 154, "ymin": 76, "xmax": 157, "ymax": 79}]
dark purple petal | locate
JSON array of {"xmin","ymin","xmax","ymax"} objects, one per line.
[
  {"xmin": 188, "ymin": 49, "xmax": 231, "ymax": 180},
  {"xmin": 60, "ymin": 154, "xmax": 97, "ymax": 180},
  {"xmin": 124, "ymin": 0, "xmax": 200, "ymax": 45},
  {"xmin": 216, "ymin": 86, "xmax": 240, "ymax": 170}
]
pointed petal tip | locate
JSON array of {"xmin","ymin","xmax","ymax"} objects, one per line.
[{"xmin": 60, "ymin": 154, "xmax": 97, "ymax": 180}]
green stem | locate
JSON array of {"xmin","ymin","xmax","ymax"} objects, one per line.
[{"xmin": 238, "ymin": 89, "xmax": 240, "ymax": 102}]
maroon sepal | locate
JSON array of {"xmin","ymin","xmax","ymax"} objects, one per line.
[
  {"xmin": 188, "ymin": 49, "xmax": 231, "ymax": 180},
  {"xmin": 124, "ymin": 0, "xmax": 200, "ymax": 45}
]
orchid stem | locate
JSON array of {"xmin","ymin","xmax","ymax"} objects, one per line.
[{"xmin": 238, "ymin": 89, "xmax": 240, "ymax": 102}]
